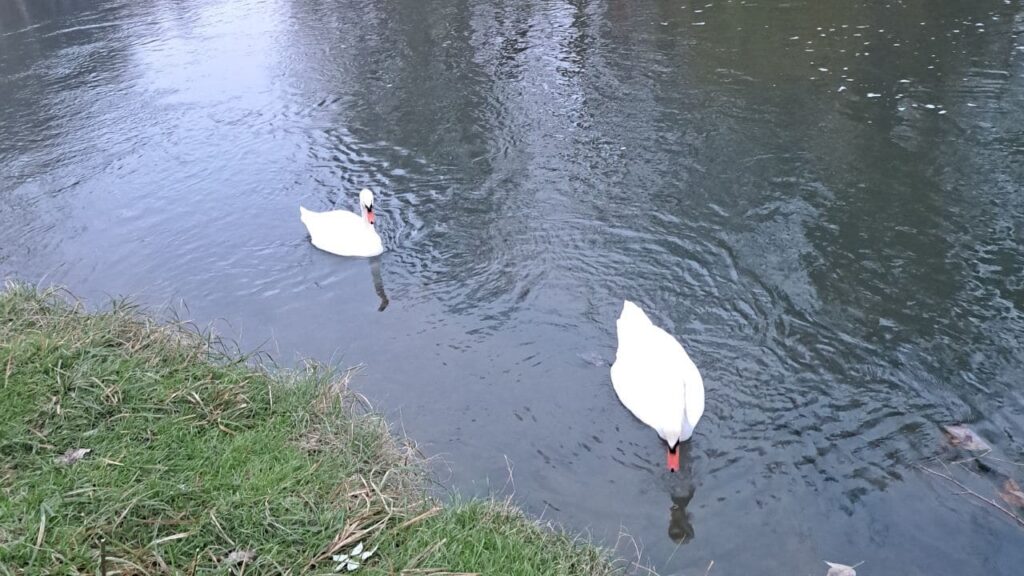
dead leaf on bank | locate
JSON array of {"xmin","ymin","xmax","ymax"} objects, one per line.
[
  {"xmin": 825, "ymin": 560, "xmax": 864, "ymax": 576},
  {"xmin": 942, "ymin": 424, "xmax": 991, "ymax": 452},
  {"xmin": 224, "ymin": 549, "xmax": 257, "ymax": 565},
  {"xmin": 55, "ymin": 448, "xmax": 91, "ymax": 466},
  {"xmin": 1000, "ymin": 479, "xmax": 1024, "ymax": 509}
]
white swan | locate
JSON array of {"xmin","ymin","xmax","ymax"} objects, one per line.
[
  {"xmin": 300, "ymin": 188, "xmax": 384, "ymax": 257},
  {"xmin": 610, "ymin": 300, "xmax": 705, "ymax": 471}
]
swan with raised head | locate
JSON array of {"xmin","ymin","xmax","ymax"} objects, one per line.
[
  {"xmin": 610, "ymin": 300, "xmax": 705, "ymax": 471},
  {"xmin": 300, "ymin": 188, "xmax": 384, "ymax": 257}
]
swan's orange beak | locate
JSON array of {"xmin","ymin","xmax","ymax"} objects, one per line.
[
  {"xmin": 365, "ymin": 207, "xmax": 375, "ymax": 225},
  {"xmin": 667, "ymin": 446, "xmax": 680, "ymax": 472}
]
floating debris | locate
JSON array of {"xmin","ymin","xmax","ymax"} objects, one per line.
[
  {"xmin": 825, "ymin": 561, "xmax": 864, "ymax": 576},
  {"xmin": 578, "ymin": 351, "xmax": 610, "ymax": 367},
  {"xmin": 1001, "ymin": 479, "xmax": 1024, "ymax": 509},
  {"xmin": 943, "ymin": 424, "xmax": 991, "ymax": 452},
  {"xmin": 867, "ymin": 92, "xmax": 881, "ymax": 98},
  {"xmin": 838, "ymin": 86, "xmax": 847, "ymax": 92}
]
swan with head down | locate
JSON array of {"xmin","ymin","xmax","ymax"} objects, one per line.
[{"xmin": 610, "ymin": 300, "xmax": 705, "ymax": 471}]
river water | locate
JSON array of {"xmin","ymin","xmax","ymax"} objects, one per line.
[{"xmin": 2, "ymin": 0, "xmax": 1023, "ymax": 573}]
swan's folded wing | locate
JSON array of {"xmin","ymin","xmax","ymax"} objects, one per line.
[
  {"xmin": 299, "ymin": 207, "xmax": 383, "ymax": 257},
  {"xmin": 679, "ymin": 350, "xmax": 704, "ymax": 440},
  {"xmin": 611, "ymin": 311, "xmax": 688, "ymax": 444}
]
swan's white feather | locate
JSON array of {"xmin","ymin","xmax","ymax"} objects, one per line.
[{"xmin": 610, "ymin": 300, "xmax": 704, "ymax": 447}]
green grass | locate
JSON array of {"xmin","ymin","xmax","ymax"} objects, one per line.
[{"xmin": 0, "ymin": 284, "xmax": 621, "ymax": 575}]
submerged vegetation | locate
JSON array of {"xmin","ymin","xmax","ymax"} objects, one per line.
[{"xmin": 0, "ymin": 284, "xmax": 620, "ymax": 575}]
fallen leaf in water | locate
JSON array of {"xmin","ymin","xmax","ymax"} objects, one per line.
[
  {"xmin": 55, "ymin": 448, "xmax": 91, "ymax": 466},
  {"xmin": 224, "ymin": 549, "xmax": 257, "ymax": 565},
  {"xmin": 825, "ymin": 561, "xmax": 863, "ymax": 576},
  {"xmin": 943, "ymin": 425, "xmax": 991, "ymax": 452},
  {"xmin": 1000, "ymin": 479, "xmax": 1024, "ymax": 509}
]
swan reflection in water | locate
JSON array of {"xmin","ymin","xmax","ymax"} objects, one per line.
[
  {"xmin": 369, "ymin": 255, "xmax": 388, "ymax": 311},
  {"xmin": 669, "ymin": 486, "xmax": 696, "ymax": 543},
  {"xmin": 666, "ymin": 442, "xmax": 696, "ymax": 544}
]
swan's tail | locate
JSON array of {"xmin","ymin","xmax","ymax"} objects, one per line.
[
  {"xmin": 299, "ymin": 206, "xmax": 312, "ymax": 224},
  {"xmin": 618, "ymin": 300, "xmax": 652, "ymax": 326}
]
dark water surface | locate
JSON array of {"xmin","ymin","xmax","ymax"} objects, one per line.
[{"xmin": 3, "ymin": 0, "xmax": 1024, "ymax": 573}]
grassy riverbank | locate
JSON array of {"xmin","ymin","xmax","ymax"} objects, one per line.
[{"xmin": 0, "ymin": 285, "xmax": 620, "ymax": 575}]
